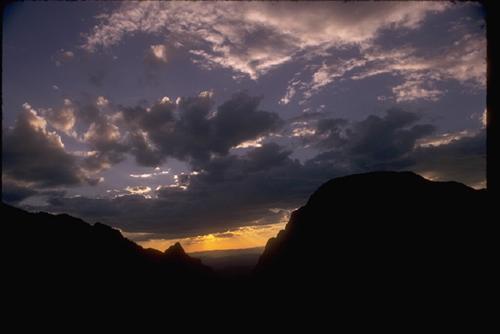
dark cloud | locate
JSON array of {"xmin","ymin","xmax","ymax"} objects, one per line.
[
  {"xmin": 242, "ymin": 143, "xmax": 292, "ymax": 172},
  {"xmin": 35, "ymin": 142, "xmax": 346, "ymax": 238},
  {"xmin": 45, "ymin": 195, "xmax": 123, "ymax": 218},
  {"xmin": 2, "ymin": 105, "xmax": 88, "ymax": 188},
  {"xmin": 311, "ymin": 109, "xmax": 435, "ymax": 170},
  {"xmin": 74, "ymin": 101, "xmax": 101, "ymax": 126},
  {"xmin": 305, "ymin": 109, "xmax": 484, "ymax": 187},
  {"xmin": 210, "ymin": 94, "xmax": 283, "ymax": 154},
  {"xmin": 120, "ymin": 92, "xmax": 283, "ymax": 167},
  {"xmin": 215, "ymin": 232, "xmax": 235, "ymax": 239},
  {"xmin": 412, "ymin": 129, "xmax": 486, "ymax": 188},
  {"xmin": 1, "ymin": 179, "xmax": 38, "ymax": 204},
  {"xmin": 1, "ymin": 179, "xmax": 69, "ymax": 205},
  {"xmin": 2, "ymin": 92, "xmax": 283, "ymax": 205},
  {"xmin": 82, "ymin": 118, "xmax": 128, "ymax": 172}
]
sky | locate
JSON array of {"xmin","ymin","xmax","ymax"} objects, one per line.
[{"xmin": 2, "ymin": 1, "xmax": 486, "ymax": 252}]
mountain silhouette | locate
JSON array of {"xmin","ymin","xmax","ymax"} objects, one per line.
[
  {"xmin": 2, "ymin": 203, "xmax": 212, "ymax": 297},
  {"xmin": 2, "ymin": 171, "xmax": 490, "ymax": 312},
  {"xmin": 255, "ymin": 171, "xmax": 489, "ymax": 308}
]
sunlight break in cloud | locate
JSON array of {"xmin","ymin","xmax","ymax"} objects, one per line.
[
  {"xmin": 234, "ymin": 137, "xmax": 265, "ymax": 149},
  {"xmin": 129, "ymin": 169, "xmax": 170, "ymax": 178},
  {"xmin": 416, "ymin": 130, "xmax": 476, "ymax": 148},
  {"xmin": 125, "ymin": 185, "xmax": 152, "ymax": 196}
]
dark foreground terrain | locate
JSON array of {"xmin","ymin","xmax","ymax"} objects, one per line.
[
  {"xmin": 2, "ymin": 171, "xmax": 491, "ymax": 315},
  {"xmin": 190, "ymin": 247, "xmax": 264, "ymax": 273}
]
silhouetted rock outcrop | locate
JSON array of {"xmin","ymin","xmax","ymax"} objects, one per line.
[
  {"xmin": 255, "ymin": 171, "xmax": 488, "ymax": 306},
  {"xmin": 164, "ymin": 242, "xmax": 188, "ymax": 258}
]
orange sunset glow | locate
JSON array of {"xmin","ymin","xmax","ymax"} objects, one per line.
[{"xmin": 136, "ymin": 222, "xmax": 286, "ymax": 253}]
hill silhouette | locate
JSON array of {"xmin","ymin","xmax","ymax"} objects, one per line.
[
  {"xmin": 255, "ymin": 171, "xmax": 488, "ymax": 306},
  {"xmin": 2, "ymin": 171, "xmax": 489, "ymax": 310}
]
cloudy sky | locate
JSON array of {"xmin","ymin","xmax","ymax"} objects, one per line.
[{"xmin": 2, "ymin": 1, "xmax": 486, "ymax": 252}]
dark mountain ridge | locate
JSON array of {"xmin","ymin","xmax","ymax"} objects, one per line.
[
  {"xmin": 2, "ymin": 203, "xmax": 212, "ymax": 294},
  {"xmin": 2, "ymin": 171, "xmax": 490, "ymax": 309}
]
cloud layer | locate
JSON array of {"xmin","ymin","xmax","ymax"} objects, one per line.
[
  {"xmin": 82, "ymin": 2, "xmax": 448, "ymax": 80},
  {"xmin": 9, "ymin": 103, "xmax": 484, "ymax": 239}
]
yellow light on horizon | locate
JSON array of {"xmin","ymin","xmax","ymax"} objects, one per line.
[{"xmin": 138, "ymin": 222, "xmax": 286, "ymax": 253}]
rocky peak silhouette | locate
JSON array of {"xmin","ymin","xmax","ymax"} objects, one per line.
[{"xmin": 164, "ymin": 242, "xmax": 187, "ymax": 257}]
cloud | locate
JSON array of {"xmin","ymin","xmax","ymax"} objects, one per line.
[
  {"xmin": 40, "ymin": 99, "xmax": 77, "ymax": 137},
  {"xmin": 96, "ymin": 96, "xmax": 109, "ymax": 107},
  {"xmin": 119, "ymin": 92, "xmax": 283, "ymax": 167},
  {"xmin": 279, "ymin": 80, "xmax": 298, "ymax": 105},
  {"xmin": 299, "ymin": 108, "xmax": 485, "ymax": 188},
  {"xmin": 287, "ymin": 111, "xmax": 336, "ymax": 123},
  {"xmin": 416, "ymin": 129, "xmax": 477, "ymax": 148},
  {"xmin": 285, "ymin": 29, "xmax": 485, "ymax": 104},
  {"xmin": 1, "ymin": 178, "xmax": 38, "ymax": 204},
  {"xmin": 358, "ymin": 33, "xmax": 486, "ymax": 88},
  {"xmin": 33, "ymin": 142, "xmax": 345, "ymax": 238},
  {"xmin": 4, "ymin": 93, "xmax": 280, "ymax": 184},
  {"xmin": 306, "ymin": 58, "xmax": 368, "ymax": 98},
  {"xmin": 2, "ymin": 103, "xmax": 92, "ymax": 188},
  {"xmin": 66, "ymin": 96, "xmax": 129, "ymax": 173},
  {"xmin": 441, "ymin": 32, "xmax": 486, "ymax": 87},
  {"xmin": 82, "ymin": 2, "xmax": 447, "ymax": 79},
  {"xmin": 391, "ymin": 80, "xmax": 443, "ymax": 103},
  {"xmin": 53, "ymin": 48, "xmax": 74, "ymax": 66},
  {"xmin": 234, "ymin": 137, "xmax": 265, "ymax": 149},
  {"xmin": 125, "ymin": 185, "xmax": 152, "ymax": 196},
  {"xmin": 72, "ymin": 100, "xmax": 101, "ymax": 126},
  {"xmin": 129, "ymin": 169, "xmax": 169, "ymax": 179},
  {"xmin": 143, "ymin": 44, "xmax": 169, "ymax": 82},
  {"xmin": 147, "ymin": 44, "xmax": 168, "ymax": 63},
  {"xmin": 82, "ymin": 117, "xmax": 127, "ymax": 173},
  {"xmin": 1, "ymin": 177, "xmax": 69, "ymax": 205},
  {"xmin": 309, "ymin": 109, "xmax": 435, "ymax": 170},
  {"xmin": 412, "ymin": 129, "xmax": 486, "ymax": 189}
]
